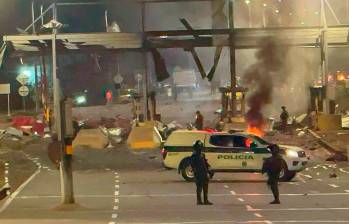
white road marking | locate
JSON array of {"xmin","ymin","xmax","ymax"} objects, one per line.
[
  {"xmin": 249, "ymin": 207, "xmax": 349, "ymax": 211},
  {"xmin": 322, "ymin": 166, "xmax": 328, "ymax": 170},
  {"xmin": 115, "ymin": 185, "xmax": 119, "ymax": 189},
  {"xmin": 108, "ymin": 222, "xmax": 116, "ymax": 224},
  {"xmin": 254, "ymin": 213, "xmax": 263, "ymax": 218},
  {"xmin": 237, "ymin": 198, "xmax": 245, "ymax": 202},
  {"xmin": 112, "ymin": 213, "xmax": 118, "ymax": 219},
  {"xmin": 115, "ymin": 191, "xmax": 119, "ymax": 196},
  {"xmin": 328, "ymin": 184, "xmax": 340, "ymax": 188},
  {"xmin": 16, "ymin": 195, "xmax": 115, "ymax": 199},
  {"xmin": 116, "ymin": 192, "xmax": 349, "ymax": 197},
  {"xmin": 113, "ymin": 206, "xmax": 119, "ymax": 210},
  {"xmin": 230, "ymin": 190, "xmax": 236, "ymax": 195},
  {"xmin": 123, "ymin": 221, "xmax": 349, "ymax": 224},
  {"xmin": 224, "ymin": 185, "xmax": 229, "ymax": 189},
  {"xmin": 316, "ymin": 172, "xmax": 320, "ymax": 176},
  {"xmin": 114, "ymin": 172, "xmax": 118, "ymax": 175},
  {"xmin": 345, "ymin": 190, "xmax": 349, "ymax": 193},
  {"xmin": 115, "ymin": 176, "xmax": 120, "ymax": 179},
  {"xmin": 339, "ymin": 168, "xmax": 349, "ymax": 174},
  {"xmin": 316, "ymin": 179, "xmax": 323, "ymax": 182},
  {"xmin": 0, "ymin": 168, "xmax": 41, "ymax": 213},
  {"xmin": 115, "ymin": 180, "xmax": 120, "ymax": 183},
  {"xmin": 246, "ymin": 205, "xmax": 254, "ymax": 211},
  {"xmin": 305, "ymin": 168, "xmax": 309, "ymax": 171},
  {"xmin": 15, "ymin": 192, "xmax": 349, "ymax": 200},
  {"xmin": 299, "ymin": 173, "xmax": 313, "ymax": 179}
]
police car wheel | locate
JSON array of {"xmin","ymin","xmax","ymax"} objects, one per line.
[
  {"xmin": 279, "ymin": 161, "xmax": 296, "ymax": 182},
  {"xmin": 181, "ymin": 162, "xmax": 195, "ymax": 182}
]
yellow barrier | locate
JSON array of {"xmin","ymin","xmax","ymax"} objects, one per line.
[
  {"xmin": 127, "ymin": 121, "xmax": 162, "ymax": 150},
  {"xmin": 317, "ymin": 113, "xmax": 342, "ymax": 131}
]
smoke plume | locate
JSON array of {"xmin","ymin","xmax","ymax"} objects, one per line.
[{"xmin": 242, "ymin": 36, "xmax": 290, "ymax": 128}]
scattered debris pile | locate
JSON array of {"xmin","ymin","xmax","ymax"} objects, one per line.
[{"xmin": 73, "ymin": 115, "xmax": 132, "ymax": 149}]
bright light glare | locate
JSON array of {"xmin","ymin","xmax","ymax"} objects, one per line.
[
  {"xmin": 75, "ymin": 95, "xmax": 87, "ymax": 105},
  {"xmin": 286, "ymin": 150, "xmax": 298, "ymax": 158}
]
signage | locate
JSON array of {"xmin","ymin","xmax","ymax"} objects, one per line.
[
  {"xmin": 18, "ymin": 86, "xmax": 29, "ymax": 97},
  {"xmin": 0, "ymin": 84, "xmax": 10, "ymax": 94},
  {"xmin": 113, "ymin": 74, "xmax": 124, "ymax": 84},
  {"xmin": 16, "ymin": 74, "xmax": 30, "ymax": 85}
]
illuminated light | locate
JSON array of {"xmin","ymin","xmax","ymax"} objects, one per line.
[
  {"xmin": 286, "ymin": 150, "xmax": 298, "ymax": 158},
  {"xmin": 23, "ymin": 70, "xmax": 30, "ymax": 76},
  {"xmin": 245, "ymin": 0, "xmax": 251, "ymax": 4},
  {"xmin": 159, "ymin": 35, "xmax": 168, "ymax": 39},
  {"xmin": 337, "ymin": 74, "xmax": 345, "ymax": 81},
  {"xmin": 275, "ymin": 9, "xmax": 280, "ymax": 13},
  {"xmin": 263, "ymin": 3, "xmax": 267, "ymax": 7},
  {"xmin": 301, "ymin": 21, "xmax": 305, "ymax": 25},
  {"xmin": 315, "ymin": 11, "xmax": 320, "ymax": 15},
  {"xmin": 328, "ymin": 75, "xmax": 334, "ymax": 82},
  {"xmin": 75, "ymin": 95, "xmax": 87, "ymax": 105},
  {"xmin": 289, "ymin": 12, "xmax": 293, "ymax": 16}
]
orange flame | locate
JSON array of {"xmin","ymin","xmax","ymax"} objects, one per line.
[{"xmin": 246, "ymin": 124, "xmax": 265, "ymax": 137}]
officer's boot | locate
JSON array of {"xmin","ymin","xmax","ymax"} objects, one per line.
[
  {"xmin": 196, "ymin": 184, "xmax": 203, "ymax": 205},
  {"xmin": 270, "ymin": 183, "xmax": 280, "ymax": 204},
  {"xmin": 203, "ymin": 182, "xmax": 213, "ymax": 205}
]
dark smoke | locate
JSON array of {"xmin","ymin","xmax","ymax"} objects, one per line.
[{"xmin": 242, "ymin": 36, "xmax": 290, "ymax": 128}]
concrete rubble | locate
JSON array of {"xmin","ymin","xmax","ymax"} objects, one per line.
[{"xmin": 73, "ymin": 128, "xmax": 109, "ymax": 149}]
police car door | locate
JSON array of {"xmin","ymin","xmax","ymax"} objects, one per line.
[
  {"xmin": 248, "ymin": 136, "xmax": 272, "ymax": 170},
  {"xmin": 231, "ymin": 135, "xmax": 257, "ymax": 170},
  {"xmin": 206, "ymin": 135, "xmax": 243, "ymax": 170}
]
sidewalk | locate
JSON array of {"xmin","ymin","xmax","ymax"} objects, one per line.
[{"xmin": 0, "ymin": 168, "xmax": 116, "ymax": 224}]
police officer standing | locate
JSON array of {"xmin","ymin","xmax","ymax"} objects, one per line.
[
  {"xmin": 262, "ymin": 144, "xmax": 283, "ymax": 204},
  {"xmin": 190, "ymin": 140, "xmax": 213, "ymax": 205},
  {"xmin": 194, "ymin": 111, "xmax": 204, "ymax": 130},
  {"xmin": 280, "ymin": 106, "xmax": 289, "ymax": 132}
]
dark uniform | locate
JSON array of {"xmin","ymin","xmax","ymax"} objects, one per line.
[
  {"xmin": 262, "ymin": 144, "xmax": 283, "ymax": 204},
  {"xmin": 190, "ymin": 140, "xmax": 213, "ymax": 205},
  {"xmin": 280, "ymin": 106, "xmax": 289, "ymax": 132}
]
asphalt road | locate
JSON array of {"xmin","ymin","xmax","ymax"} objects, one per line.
[
  {"xmin": 1, "ymin": 148, "xmax": 349, "ymax": 224},
  {"xmin": 116, "ymin": 162, "xmax": 349, "ymax": 224}
]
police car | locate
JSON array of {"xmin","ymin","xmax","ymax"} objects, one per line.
[{"xmin": 162, "ymin": 130, "xmax": 308, "ymax": 182}]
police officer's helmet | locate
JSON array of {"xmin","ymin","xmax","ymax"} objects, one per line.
[
  {"xmin": 268, "ymin": 144, "xmax": 280, "ymax": 155},
  {"xmin": 193, "ymin": 140, "xmax": 204, "ymax": 151}
]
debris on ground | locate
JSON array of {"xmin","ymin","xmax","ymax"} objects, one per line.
[
  {"xmin": 329, "ymin": 172, "xmax": 338, "ymax": 178},
  {"xmin": 4, "ymin": 127, "xmax": 23, "ymax": 138}
]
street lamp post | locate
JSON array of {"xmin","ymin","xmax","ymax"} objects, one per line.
[
  {"xmin": 50, "ymin": 2, "xmax": 75, "ymax": 204},
  {"xmin": 262, "ymin": 3, "xmax": 267, "ymax": 27},
  {"xmin": 245, "ymin": 0, "xmax": 252, "ymax": 28}
]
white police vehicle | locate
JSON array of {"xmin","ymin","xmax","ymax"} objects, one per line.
[{"xmin": 162, "ymin": 130, "xmax": 308, "ymax": 181}]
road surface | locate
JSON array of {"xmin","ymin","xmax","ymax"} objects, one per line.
[{"xmin": 1, "ymin": 148, "xmax": 349, "ymax": 224}]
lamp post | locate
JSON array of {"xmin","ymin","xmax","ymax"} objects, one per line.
[
  {"xmin": 245, "ymin": 0, "xmax": 252, "ymax": 28},
  {"xmin": 262, "ymin": 3, "xmax": 267, "ymax": 27}
]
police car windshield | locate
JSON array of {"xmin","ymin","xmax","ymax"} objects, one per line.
[{"xmin": 251, "ymin": 135, "xmax": 270, "ymax": 145}]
